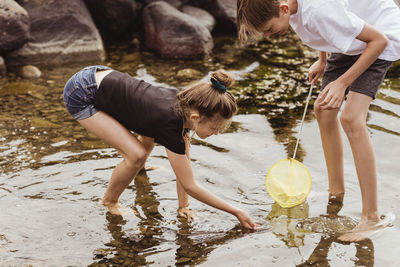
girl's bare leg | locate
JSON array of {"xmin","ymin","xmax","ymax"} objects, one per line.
[{"xmin": 77, "ymin": 111, "xmax": 153, "ymax": 212}]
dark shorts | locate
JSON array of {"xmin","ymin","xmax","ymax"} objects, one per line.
[
  {"xmin": 63, "ymin": 65, "xmax": 112, "ymax": 120},
  {"xmin": 322, "ymin": 53, "xmax": 393, "ymax": 99}
]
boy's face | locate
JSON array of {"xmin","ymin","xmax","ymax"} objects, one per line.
[{"xmin": 261, "ymin": 4, "xmax": 291, "ymax": 38}]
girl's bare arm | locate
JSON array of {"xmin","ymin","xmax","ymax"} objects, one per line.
[{"xmin": 166, "ymin": 148, "xmax": 257, "ymax": 229}]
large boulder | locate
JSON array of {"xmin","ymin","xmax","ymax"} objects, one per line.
[
  {"xmin": 181, "ymin": 5, "xmax": 215, "ymax": 32},
  {"xmin": 0, "ymin": 0, "xmax": 29, "ymax": 54},
  {"xmin": 188, "ymin": 0, "xmax": 236, "ymax": 32},
  {"xmin": 143, "ymin": 1, "xmax": 213, "ymax": 59},
  {"xmin": 143, "ymin": 0, "xmax": 188, "ymax": 9},
  {"xmin": 84, "ymin": 0, "xmax": 142, "ymax": 42},
  {"xmin": 0, "ymin": 56, "xmax": 6, "ymax": 76},
  {"xmin": 5, "ymin": 0, "xmax": 105, "ymax": 66}
]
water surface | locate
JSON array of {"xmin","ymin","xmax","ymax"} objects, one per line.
[{"xmin": 1, "ymin": 34, "xmax": 399, "ymax": 266}]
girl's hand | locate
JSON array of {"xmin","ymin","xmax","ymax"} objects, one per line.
[
  {"xmin": 235, "ymin": 209, "xmax": 259, "ymax": 230},
  {"xmin": 318, "ymin": 79, "xmax": 347, "ymax": 110},
  {"xmin": 178, "ymin": 206, "xmax": 194, "ymax": 222},
  {"xmin": 308, "ymin": 59, "xmax": 326, "ymax": 85}
]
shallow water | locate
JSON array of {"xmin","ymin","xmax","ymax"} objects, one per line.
[{"xmin": 1, "ymin": 34, "xmax": 400, "ymax": 266}]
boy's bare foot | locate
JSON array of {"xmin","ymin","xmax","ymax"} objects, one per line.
[{"xmin": 338, "ymin": 213, "xmax": 395, "ymax": 242}]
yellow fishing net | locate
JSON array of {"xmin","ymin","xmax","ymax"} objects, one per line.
[
  {"xmin": 265, "ymin": 85, "xmax": 314, "ymax": 208},
  {"xmin": 265, "ymin": 158, "xmax": 311, "ymax": 208}
]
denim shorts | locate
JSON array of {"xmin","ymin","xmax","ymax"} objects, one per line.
[
  {"xmin": 322, "ymin": 53, "xmax": 393, "ymax": 99},
  {"xmin": 63, "ymin": 65, "xmax": 112, "ymax": 120}
]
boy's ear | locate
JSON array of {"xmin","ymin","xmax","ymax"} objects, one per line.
[{"xmin": 279, "ymin": 3, "xmax": 289, "ymax": 13}]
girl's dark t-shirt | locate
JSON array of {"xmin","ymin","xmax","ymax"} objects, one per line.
[{"xmin": 94, "ymin": 70, "xmax": 186, "ymax": 155}]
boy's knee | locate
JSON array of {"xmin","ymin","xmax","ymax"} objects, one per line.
[
  {"xmin": 339, "ymin": 112, "xmax": 364, "ymax": 135},
  {"xmin": 313, "ymin": 102, "xmax": 337, "ymax": 125},
  {"xmin": 313, "ymin": 101, "xmax": 323, "ymax": 119}
]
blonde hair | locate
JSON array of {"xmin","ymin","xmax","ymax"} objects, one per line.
[
  {"xmin": 177, "ymin": 69, "xmax": 237, "ymax": 125},
  {"xmin": 237, "ymin": 0, "xmax": 280, "ymax": 42}
]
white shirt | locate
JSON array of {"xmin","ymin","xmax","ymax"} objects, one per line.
[{"xmin": 289, "ymin": 0, "xmax": 400, "ymax": 61}]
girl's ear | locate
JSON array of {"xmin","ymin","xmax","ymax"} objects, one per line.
[{"xmin": 189, "ymin": 110, "xmax": 200, "ymax": 123}]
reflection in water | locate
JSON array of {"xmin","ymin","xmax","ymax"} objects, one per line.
[
  {"xmin": 89, "ymin": 170, "xmax": 259, "ymax": 266},
  {"xmin": 297, "ymin": 236, "xmax": 374, "ymax": 267},
  {"xmin": 267, "ymin": 202, "xmax": 309, "ymax": 248},
  {"xmin": 296, "ymin": 194, "xmax": 374, "ymax": 266},
  {"xmin": 90, "ymin": 170, "xmax": 162, "ymax": 266}
]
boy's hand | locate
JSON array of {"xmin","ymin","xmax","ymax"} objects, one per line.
[
  {"xmin": 178, "ymin": 206, "xmax": 194, "ymax": 222},
  {"xmin": 234, "ymin": 209, "xmax": 260, "ymax": 230},
  {"xmin": 318, "ymin": 80, "xmax": 347, "ymax": 110},
  {"xmin": 308, "ymin": 59, "xmax": 326, "ymax": 85}
]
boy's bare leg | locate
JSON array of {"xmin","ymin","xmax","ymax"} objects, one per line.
[
  {"xmin": 338, "ymin": 92, "xmax": 387, "ymax": 241},
  {"xmin": 314, "ymin": 98, "xmax": 345, "ymax": 195},
  {"xmin": 78, "ymin": 111, "xmax": 149, "ymax": 215}
]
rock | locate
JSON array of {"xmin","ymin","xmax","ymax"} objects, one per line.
[
  {"xmin": 5, "ymin": 0, "xmax": 105, "ymax": 67},
  {"xmin": 176, "ymin": 68, "xmax": 203, "ymax": 80},
  {"xmin": 0, "ymin": 56, "xmax": 6, "ymax": 76},
  {"xmin": 83, "ymin": 0, "xmax": 142, "ymax": 42},
  {"xmin": 394, "ymin": 0, "xmax": 400, "ymax": 7},
  {"xmin": 181, "ymin": 5, "xmax": 215, "ymax": 32},
  {"xmin": 21, "ymin": 65, "xmax": 41, "ymax": 79},
  {"xmin": 188, "ymin": 0, "xmax": 237, "ymax": 32},
  {"xmin": 143, "ymin": 1, "xmax": 213, "ymax": 59},
  {"xmin": 0, "ymin": 0, "xmax": 29, "ymax": 53},
  {"xmin": 143, "ymin": 0, "xmax": 188, "ymax": 9}
]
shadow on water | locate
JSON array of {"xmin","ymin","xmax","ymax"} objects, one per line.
[{"xmin": 1, "ymin": 32, "xmax": 400, "ymax": 265}]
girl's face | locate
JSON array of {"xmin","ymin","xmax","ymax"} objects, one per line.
[
  {"xmin": 194, "ymin": 118, "xmax": 225, "ymax": 139},
  {"xmin": 188, "ymin": 111, "xmax": 230, "ymax": 139},
  {"xmin": 260, "ymin": 4, "xmax": 291, "ymax": 38}
]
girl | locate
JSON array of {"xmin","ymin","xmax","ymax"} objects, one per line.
[{"xmin": 63, "ymin": 65, "xmax": 257, "ymax": 229}]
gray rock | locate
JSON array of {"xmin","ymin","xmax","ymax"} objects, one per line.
[
  {"xmin": 0, "ymin": 0, "xmax": 29, "ymax": 53},
  {"xmin": 5, "ymin": 0, "xmax": 105, "ymax": 66},
  {"xmin": 188, "ymin": 0, "xmax": 237, "ymax": 32},
  {"xmin": 143, "ymin": 1, "xmax": 213, "ymax": 59},
  {"xmin": 143, "ymin": 0, "xmax": 187, "ymax": 9},
  {"xmin": 21, "ymin": 64, "xmax": 41, "ymax": 79},
  {"xmin": 181, "ymin": 5, "xmax": 215, "ymax": 32},
  {"xmin": 84, "ymin": 0, "xmax": 142, "ymax": 42},
  {"xmin": 0, "ymin": 56, "xmax": 6, "ymax": 76}
]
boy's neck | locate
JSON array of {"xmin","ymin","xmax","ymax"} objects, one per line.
[{"xmin": 288, "ymin": 0, "xmax": 298, "ymax": 15}]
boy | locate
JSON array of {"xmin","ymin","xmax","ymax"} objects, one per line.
[{"xmin": 237, "ymin": 0, "xmax": 400, "ymax": 241}]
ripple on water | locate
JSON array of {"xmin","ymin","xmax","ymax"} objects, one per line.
[{"xmin": 296, "ymin": 216, "xmax": 358, "ymax": 235}]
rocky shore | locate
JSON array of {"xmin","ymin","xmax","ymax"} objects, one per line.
[{"xmin": 0, "ymin": 0, "xmax": 236, "ymax": 76}]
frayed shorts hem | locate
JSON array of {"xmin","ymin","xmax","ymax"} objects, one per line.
[{"xmin": 71, "ymin": 105, "xmax": 99, "ymax": 120}]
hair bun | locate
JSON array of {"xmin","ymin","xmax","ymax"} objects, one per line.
[{"xmin": 210, "ymin": 69, "xmax": 234, "ymax": 88}]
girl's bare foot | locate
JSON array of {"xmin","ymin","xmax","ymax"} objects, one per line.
[
  {"xmin": 102, "ymin": 199, "xmax": 136, "ymax": 216},
  {"xmin": 338, "ymin": 213, "xmax": 395, "ymax": 242},
  {"xmin": 144, "ymin": 165, "xmax": 161, "ymax": 171}
]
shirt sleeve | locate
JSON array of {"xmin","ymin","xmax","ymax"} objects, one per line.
[
  {"xmin": 304, "ymin": 0, "xmax": 365, "ymax": 53},
  {"xmin": 156, "ymin": 127, "xmax": 186, "ymax": 155}
]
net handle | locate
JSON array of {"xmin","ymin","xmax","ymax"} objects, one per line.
[{"xmin": 292, "ymin": 84, "xmax": 313, "ymax": 159}]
